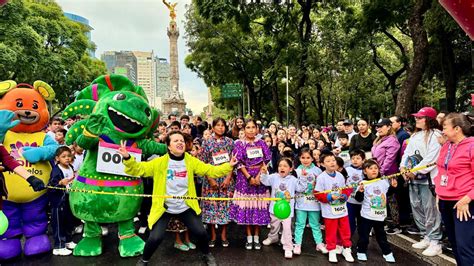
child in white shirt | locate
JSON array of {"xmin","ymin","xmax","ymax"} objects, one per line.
[
  {"xmin": 345, "ymin": 149, "xmax": 365, "ymax": 234},
  {"xmin": 260, "ymin": 158, "xmax": 307, "ymax": 259},
  {"xmin": 354, "ymin": 159, "xmax": 397, "ymax": 263}
]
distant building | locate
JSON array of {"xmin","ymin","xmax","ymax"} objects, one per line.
[
  {"xmin": 133, "ymin": 51, "xmax": 157, "ymax": 109},
  {"xmin": 101, "ymin": 51, "xmax": 137, "ymax": 85},
  {"xmin": 155, "ymin": 57, "xmax": 171, "ymax": 108},
  {"xmin": 64, "ymin": 12, "xmax": 96, "ymax": 57}
]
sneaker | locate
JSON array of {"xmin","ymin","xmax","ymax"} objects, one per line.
[
  {"xmin": 245, "ymin": 241, "xmax": 253, "ymax": 250},
  {"xmin": 293, "ymin": 244, "xmax": 301, "ymax": 255},
  {"xmin": 267, "ymin": 224, "xmax": 271, "ymax": 229},
  {"xmin": 284, "ymin": 250, "xmax": 293, "ymax": 259},
  {"xmin": 65, "ymin": 242, "xmax": 76, "ymax": 250},
  {"xmin": 209, "ymin": 240, "xmax": 216, "ymax": 248},
  {"xmin": 133, "ymin": 217, "xmax": 140, "ymax": 222},
  {"xmin": 320, "ymin": 225, "xmax": 325, "ymax": 230},
  {"xmin": 186, "ymin": 242, "xmax": 196, "ymax": 250},
  {"xmin": 53, "ymin": 248, "xmax": 72, "ymax": 256},
  {"xmin": 412, "ymin": 237, "xmax": 430, "ymax": 250},
  {"xmin": 342, "ymin": 248, "xmax": 354, "ymax": 262},
  {"xmin": 136, "ymin": 259, "xmax": 148, "ymax": 266},
  {"xmin": 357, "ymin": 252, "xmax": 367, "ymax": 261},
  {"xmin": 335, "ymin": 245, "xmax": 343, "ymax": 254},
  {"xmin": 407, "ymin": 225, "xmax": 422, "ymax": 235},
  {"xmin": 202, "ymin": 253, "xmax": 217, "ymax": 266},
  {"xmin": 328, "ymin": 250, "xmax": 338, "ymax": 263},
  {"xmin": 253, "ymin": 241, "xmax": 261, "ymax": 250},
  {"xmin": 386, "ymin": 226, "xmax": 402, "ymax": 235},
  {"xmin": 316, "ymin": 243, "xmax": 328, "ymax": 254},
  {"xmin": 383, "ymin": 252, "xmax": 396, "ymax": 263},
  {"xmin": 101, "ymin": 226, "xmax": 108, "ymax": 236},
  {"xmin": 221, "ymin": 240, "xmax": 229, "ymax": 248},
  {"xmin": 422, "ymin": 241, "xmax": 442, "ymax": 257},
  {"xmin": 174, "ymin": 243, "xmax": 190, "ymax": 251},
  {"xmin": 262, "ymin": 238, "xmax": 277, "ymax": 246},
  {"xmin": 138, "ymin": 227, "xmax": 147, "ymax": 234},
  {"xmin": 74, "ymin": 224, "xmax": 83, "ymax": 234}
]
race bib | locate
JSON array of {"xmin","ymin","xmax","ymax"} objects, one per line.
[
  {"xmin": 212, "ymin": 151, "xmax": 230, "ymax": 165},
  {"xmin": 96, "ymin": 142, "xmax": 142, "ymax": 177},
  {"xmin": 369, "ymin": 207, "xmax": 387, "ymax": 219},
  {"xmin": 440, "ymin": 175, "xmax": 448, "ymax": 187},
  {"xmin": 246, "ymin": 147, "xmax": 263, "ymax": 159},
  {"xmin": 330, "ymin": 203, "xmax": 347, "ymax": 215}
]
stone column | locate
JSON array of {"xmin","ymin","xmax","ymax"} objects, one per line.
[{"xmin": 167, "ymin": 21, "xmax": 179, "ymax": 92}]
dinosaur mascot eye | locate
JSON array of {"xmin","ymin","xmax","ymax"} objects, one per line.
[{"xmin": 113, "ymin": 93, "xmax": 126, "ymax": 101}]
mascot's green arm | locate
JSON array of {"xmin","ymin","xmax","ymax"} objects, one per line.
[
  {"xmin": 75, "ymin": 134, "xmax": 99, "ymax": 150},
  {"xmin": 136, "ymin": 139, "xmax": 167, "ymax": 156}
]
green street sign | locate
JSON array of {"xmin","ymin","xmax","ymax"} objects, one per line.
[{"xmin": 221, "ymin": 83, "xmax": 242, "ymax": 99}]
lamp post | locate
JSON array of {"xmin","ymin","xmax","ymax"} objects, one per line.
[{"xmin": 282, "ymin": 66, "xmax": 290, "ymax": 127}]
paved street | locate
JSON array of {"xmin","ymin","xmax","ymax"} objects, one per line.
[{"xmin": 1, "ymin": 223, "xmax": 439, "ymax": 266}]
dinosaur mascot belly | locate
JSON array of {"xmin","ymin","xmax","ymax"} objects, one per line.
[
  {"xmin": 0, "ymin": 81, "xmax": 57, "ymax": 260},
  {"xmin": 62, "ymin": 74, "xmax": 165, "ymax": 257}
]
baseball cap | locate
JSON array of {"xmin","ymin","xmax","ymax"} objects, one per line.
[
  {"xmin": 343, "ymin": 119, "xmax": 353, "ymax": 125},
  {"xmin": 375, "ymin": 118, "xmax": 392, "ymax": 127},
  {"xmin": 412, "ymin": 107, "xmax": 437, "ymax": 119}
]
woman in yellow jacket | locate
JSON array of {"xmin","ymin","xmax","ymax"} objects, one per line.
[{"xmin": 118, "ymin": 131, "xmax": 237, "ymax": 266}]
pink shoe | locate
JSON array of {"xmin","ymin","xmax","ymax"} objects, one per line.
[{"xmin": 293, "ymin": 244, "xmax": 301, "ymax": 255}]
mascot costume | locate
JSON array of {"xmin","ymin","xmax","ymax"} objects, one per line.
[
  {"xmin": 62, "ymin": 74, "xmax": 166, "ymax": 257},
  {"xmin": 0, "ymin": 80, "xmax": 58, "ymax": 260}
]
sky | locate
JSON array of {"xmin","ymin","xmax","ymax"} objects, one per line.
[{"xmin": 56, "ymin": 0, "xmax": 208, "ymax": 114}]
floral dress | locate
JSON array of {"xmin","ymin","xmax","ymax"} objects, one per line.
[
  {"xmin": 230, "ymin": 139, "xmax": 271, "ymax": 225},
  {"xmin": 199, "ymin": 135, "xmax": 235, "ymax": 224}
]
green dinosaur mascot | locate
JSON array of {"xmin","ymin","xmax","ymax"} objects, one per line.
[{"xmin": 62, "ymin": 74, "xmax": 166, "ymax": 257}]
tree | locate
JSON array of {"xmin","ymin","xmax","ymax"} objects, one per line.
[{"xmin": 0, "ymin": 0, "xmax": 106, "ymax": 111}]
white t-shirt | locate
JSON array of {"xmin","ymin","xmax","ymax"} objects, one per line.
[
  {"xmin": 260, "ymin": 173, "xmax": 307, "ymax": 218},
  {"xmin": 295, "ymin": 165, "xmax": 322, "ymax": 211},
  {"xmin": 165, "ymin": 159, "xmax": 190, "ymax": 214},
  {"xmin": 345, "ymin": 166, "xmax": 364, "ymax": 205},
  {"xmin": 314, "ymin": 171, "xmax": 348, "ymax": 219},
  {"xmin": 58, "ymin": 164, "xmax": 74, "ymax": 189},
  {"xmin": 72, "ymin": 153, "xmax": 84, "ymax": 173},
  {"xmin": 360, "ymin": 179, "xmax": 390, "ymax": 222}
]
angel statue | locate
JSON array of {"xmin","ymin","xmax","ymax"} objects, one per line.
[{"xmin": 163, "ymin": 0, "xmax": 178, "ymax": 21}]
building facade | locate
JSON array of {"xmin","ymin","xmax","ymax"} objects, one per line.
[
  {"xmin": 64, "ymin": 12, "xmax": 96, "ymax": 57},
  {"xmin": 101, "ymin": 51, "xmax": 137, "ymax": 85},
  {"xmin": 133, "ymin": 51, "xmax": 157, "ymax": 108}
]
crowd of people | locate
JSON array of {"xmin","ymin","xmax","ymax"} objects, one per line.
[{"xmin": 11, "ymin": 107, "xmax": 474, "ymax": 265}]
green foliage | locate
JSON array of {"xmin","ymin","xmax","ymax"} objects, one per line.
[{"xmin": 0, "ymin": 0, "xmax": 106, "ymax": 112}]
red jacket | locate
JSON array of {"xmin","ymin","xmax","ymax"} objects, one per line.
[{"xmin": 434, "ymin": 137, "xmax": 474, "ymax": 201}]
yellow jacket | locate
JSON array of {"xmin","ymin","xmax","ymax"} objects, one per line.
[{"xmin": 123, "ymin": 153, "xmax": 233, "ymax": 229}]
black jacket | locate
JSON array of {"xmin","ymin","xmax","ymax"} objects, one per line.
[{"xmin": 48, "ymin": 164, "xmax": 74, "ymax": 207}]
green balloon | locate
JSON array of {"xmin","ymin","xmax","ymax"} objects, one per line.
[
  {"xmin": 273, "ymin": 200, "xmax": 291, "ymax": 220},
  {"xmin": 0, "ymin": 210, "xmax": 8, "ymax": 235}
]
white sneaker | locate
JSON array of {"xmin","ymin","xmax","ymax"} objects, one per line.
[
  {"xmin": 53, "ymin": 248, "xmax": 72, "ymax": 256},
  {"xmin": 316, "ymin": 243, "xmax": 328, "ymax": 254},
  {"xmin": 133, "ymin": 217, "xmax": 140, "ymax": 222},
  {"xmin": 284, "ymin": 250, "xmax": 293, "ymax": 259},
  {"xmin": 65, "ymin": 242, "xmax": 76, "ymax": 250},
  {"xmin": 383, "ymin": 252, "xmax": 396, "ymax": 263},
  {"xmin": 328, "ymin": 250, "xmax": 338, "ymax": 263},
  {"xmin": 412, "ymin": 237, "xmax": 430, "ymax": 249},
  {"xmin": 293, "ymin": 244, "xmax": 301, "ymax": 255},
  {"xmin": 342, "ymin": 247, "xmax": 354, "ymax": 262},
  {"xmin": 101, "ymin": 226, "xmax": 109, "ymax": 236},
  {"xmin": 335, "ymin": 245, "xmax": 343, "ymax": 254},
  {"xmin": 357, "ymin": 252, "xmax": 367, "ymax": 261},
  {"xmin": 422, "ymin": 241, "xmax": 442, "ymax": 257},
  {"xmin": 74, "ymin": 224, "xmax": 83, "ymax": 234},
  {"xmin": 262, "ymin": 238, "xmax": 277, "ymax": 246},
  {"xmin": 138, "ymin": 226, "xmax": 147, "ymax": 234}
]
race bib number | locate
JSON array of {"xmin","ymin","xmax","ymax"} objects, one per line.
[
  {"xmin": 96, "ymin": 142, "xmax": 142, "ymax": 177},
  {"xmin": 369, "ymin": 207, "xmax": 387, "ymax": 219},
  {"xmin": 246, "ymin": 147, "xmax": 263, "ymax": 159},
  {"xmin": 330, "ymin": 203, "xmax": 347, "ymax": 215},
  {"xmin": 339, "ymin": 152, "xmax": 350, "ymax": 163},
  {"xmin": 212, "ymin": 152, "xmax": 230, "ymax": 165},
  {"xmin": 440, "ymin": 175, "xmax": 448, "ymax": 187}
]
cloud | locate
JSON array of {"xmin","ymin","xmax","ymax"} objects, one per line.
[{"xmin": 56, "ymin": 0, "xmax": 208, "ymax": 114}]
